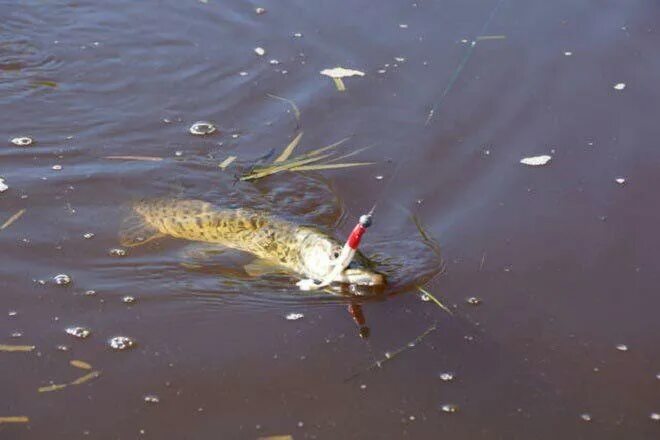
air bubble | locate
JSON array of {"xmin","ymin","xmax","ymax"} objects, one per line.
[
  {"xmin": 11, "ymin": 137, "xmax": 33, "ymax": 146},
  {"xmin": 439, "ymin": 372, "xmax": 455, "ymax": 382},
  {"xmin": 189, "ymin": 121, "xmax": 217, "ymax": 136},
  {"xmin": 143, "ymin": 395, "xmax": 160, "ymax": 404},
  {"xmin": 66, "ymin": 326, "xmax": 91, "ymax": 339},
  {"xmin": 466, "ymin": 297, "xmax": 482, "ymax": 306},
  {"xmin": 109, "ymin": 248, "xmax": 127, "ymax": 257},
  {"xmin": 108, "ymin": 336, "xmax": 136, "ymax": 350},
  {"xmin": 440, "ymin": 404, "xmax": 459, "ymax": 413},
  {"xmin": 53, "ymin": 274, "xmax": 72, "ymax": 286}
]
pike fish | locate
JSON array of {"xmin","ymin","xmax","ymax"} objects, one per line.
[{"xmin": 120, "ymin": 198, "xmax": 385, "ymax": 287}]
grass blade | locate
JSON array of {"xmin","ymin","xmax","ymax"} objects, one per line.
[
  {"xmin": 290, "ymin": 162, "xmax": 375, "ymax": 171},
  {"xmin": 416, "ymin": 286, "xmax": 453, "ymax": 315},
  {"xmin": 104, "ymin": 156, "xmax": 163, "ymax": 162},
  {"xmin": 411, "ymin": 214, "xmax": 442, "ymax": 259},
  {"xmin": 70, "ymin": 371, "xmax": 101, "ymax": 386},
  {"xmin": 218, "ymin": 155, "xmax": 237, "ymax": 170},
  {"xmin": 326, "ymin": 144, "xmax": 375, "ymax": 162},
  {"xmin": 273, "ymin": 131, "xmax": 303, "ymax": 163},
  {"xmin": 0, "ymin": 416, "xmax": 29, "ymax": 424},
  {"xmin": 0, "ymin": 344, "xmax": 35, "ymax": 352},
  {"xmin": 1, "ymin": 209, "xmax": 26, "ymax": 231},
  {"xmin": 38, "ymin": 383, "xmax": 67, "ymax": 393},
  {"xmin": 241, "ymin": 153, "xmax": 333, "ymax": 181},
  {"xmin": 267, "ymin": 93, "xmax": 301, "ymax": 121},
  {"xmin": 70, "ymin": 360, "xmax": 93, "ymax": 370}
]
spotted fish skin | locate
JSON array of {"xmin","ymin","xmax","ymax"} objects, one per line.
[
  {"xmin": 130, "ymin": 199, "xmax": 312, "ymax": 271},
  {"xmin": 123, "ymin": 198, "xmax": 385, "ymax": 286}
]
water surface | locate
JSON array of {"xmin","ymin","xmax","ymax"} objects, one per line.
[{"xmin": 2, "ymin": 0, "xmax": 660, "ymax": 438}]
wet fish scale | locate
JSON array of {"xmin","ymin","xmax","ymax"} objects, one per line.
[
  {"xmin": 123, "ymin": 198, "xmax": 383, "ymax": 286},
  {"xmin": 131, "ymin": 199, "xmax": 307, "ymax": 272}
]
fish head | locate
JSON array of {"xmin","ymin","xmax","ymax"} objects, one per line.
[{"xmin": 299, "ymin": 230, "xmax": 385, "ymax": 287}]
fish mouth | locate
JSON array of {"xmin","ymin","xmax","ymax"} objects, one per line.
[{"xmin": 335, "ymin": 268, "xmax": 385, "ymax": 286}]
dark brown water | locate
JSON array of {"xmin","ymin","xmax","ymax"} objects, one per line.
[{"xmin": 2, "ymin": 0, "xmax": 660, "ymax": 438}]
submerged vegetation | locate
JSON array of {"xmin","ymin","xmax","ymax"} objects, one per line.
[{"xmin": 240, "ymin": 94, "xmax": 375, "ymax": 181}]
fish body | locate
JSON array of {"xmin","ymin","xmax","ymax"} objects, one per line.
[{"xmin": 122, "ymin": 199, "xmax": 384, "ymax": 286}]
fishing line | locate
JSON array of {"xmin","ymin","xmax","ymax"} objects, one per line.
[
  {"xmin": 303, "ymin": 0, "xmax": 506, "ymax": 289},
  {"xmin": 369, "ymin": 0, "xmax": 506, "ymax": 216}
]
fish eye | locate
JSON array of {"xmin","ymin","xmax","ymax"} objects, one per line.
[{"xmin": 333, "ymin": 251, "xmax": 340, "ymax": 259}]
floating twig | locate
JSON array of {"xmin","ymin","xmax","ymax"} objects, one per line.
[
  {"xmin": 267, "ymin": 93, "xmax": 301, "ymax": 122},
  {"xmin": 69, "ymin": 360, "xmax": 93, "ymax": 370},
  {"xmin": 104, "ymin": 156, "xmax": 164, "ymax": 162},
  {"xmin": 345, "ymin": 321, "xmax": 438, "ymax": 381},
  {"xmin": 416, "ymin": 286, "xmax": 453, "ymax": 315},
  {"xmin": 0, "ymin": 344, "xmax": 35, "ymax": 352},
  {"xmin": 273, "ymin": 131, "xmax": 304, "ymax": 163},
  {"xmin": 218, "ymin": 155, "xmax": 237, "ymax": 170},
  {"xmin": 0, "ymin": 209, "xmax": 26, "ymax": 231},
  {"xmin": 0, "ymin": 416, "xmax": 29, "ymax": 424},
  {"xmin": 476, "ymin": 34, "xmax": 507, "ymax": 41}
]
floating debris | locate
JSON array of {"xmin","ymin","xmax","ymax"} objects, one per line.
[
  {"xmin": 38, "ymin": 383, "xmax": 67, "ymax": 393},
  {"xmin": 520, "ymin": 155, "xmax": 552, "ymax": 166},
  {"xmin": 580, "ymin": 413, "xmax": 593, "ymax": 422},
  {"xmin": 52, "ymin": 164, "xmax": 62, "ymax": 171},
  {"xmin": 564, "ymin": 51, "xmax": 573, "ymax": 56},
  {"xmin": 53, "ymin": 274, "xmax": 72, "ymax": 286},
  {"xmin": 70, "ymin": 360, "xmax": 93, "ymax": 370},
  {"xmin": 84, "ymin": 289, "xmax": 96, "ymax": 296},
  {"xmin": 66, "ymin": 326, "xmax": 91, "ymax": 339},
  {"xmin": 613, "ymin": 83, "xmax": 626, "ymax": 91},
  {"xmin": 83, "ymin": 232, "xmax": 95, "ymax": 239},
  {"xmin": 269, "ymin": 59, "xmax": 280, "ymax": 65},
  {"xmin": 439, "ymin": 372, "xmax": 455, "ymax": 382},
  {"xmin": 615, "ymin": 177, "xmax": 626, "ymax": 185},
  {"xmin": 399, "ymin": 24, "xmax": 408, "ymax": 29},
  {"xmin": 189, "ymin": 121, "xmax": 217, "ymax": 136},
  {"xmin": 143, "ymin": 394, "xmax": 160, "ymax": 404},
  {"xmin": 56, "ymin": 345, "xmax": 70, "ymax": 351},
  {"xmin": 285, "ymin": 313, "xmax": 304, "ymax": 321},
  {"xmin": 293, "ymin": 32, "xmax": 303, "ymax": 38},
  {"xmin": 274, "ymin": 132, "xmax": 304, "ymax": 163},
  {"xmin": 0, "ymin": 178, "xmax": 8, "ymax": 193},
  {"xmin": 0, "ymin": 416, "xmax": 29, "ymax": 424},
  {"xmin": 651, "ymin": 413, "xmax": 660, "ymax": 421},
  {"xmin": 218, "ymin": 156, "xmax": 237, "ymax": 170},
  {"xmin": 255, "ymin": 7, "xmax": 266, "ymax": 14},
  {"xmin": 258, "ymin": 436, "xmax": 293, "ymax": 440},
  {"xmin": 122, "ymin": 295, "xmax": 136, "ymax": 304},
  {"xmin": 267, "ymin": 93, "xmax": 301, "ymax": 123},
  {"xmin": 466, "ymin": 296, "xmax": 482, "ymax": 306},
  {"xmin": 10, "ymin": 137, "xmax": 33, "ymax": 147},
  {"xmin": 70, "ymin": 370, "xmax": 101, "ymax": 385},
  {"xmin": 104, "ymin": 155, "xmax": 164, "ymax": 162},
  {"xmin": 416, "ymin": 286, "xmax": 453, "ymax": 315},
  {"xmin": 320, "ymin": 67, "xmax": 365, "ymax": 91},
  {"xmin": 0, "ymin": 209, "xmax": 26, "ymax": 231},
  {"xmin": 108, "ymin": 248, "xmax": 127, "ymax": 257},
  {"xmin": 476, "ymin": 35, "xmax": 507, "ymax": 41},
  {"xmin": 240, "ymin": 136, "xmax": 372, "ymax": 181},
  {"xmin": 108, "ymin": 336, "xmax": 136, "ymax": 350},
  {"xmin": 0, "ymin": 344, "xmax": 35, "ymax": 352},
  {"xmin": 254, "ymin": 47, "xmax": 266, "ymax": 56},
  {"xmin": 615, "ymin": 344, "xmax": 628, "ymax": 352},
  {"xmin": 440, "ymin": 404, "xmax": 459, "ymax": 413}
]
